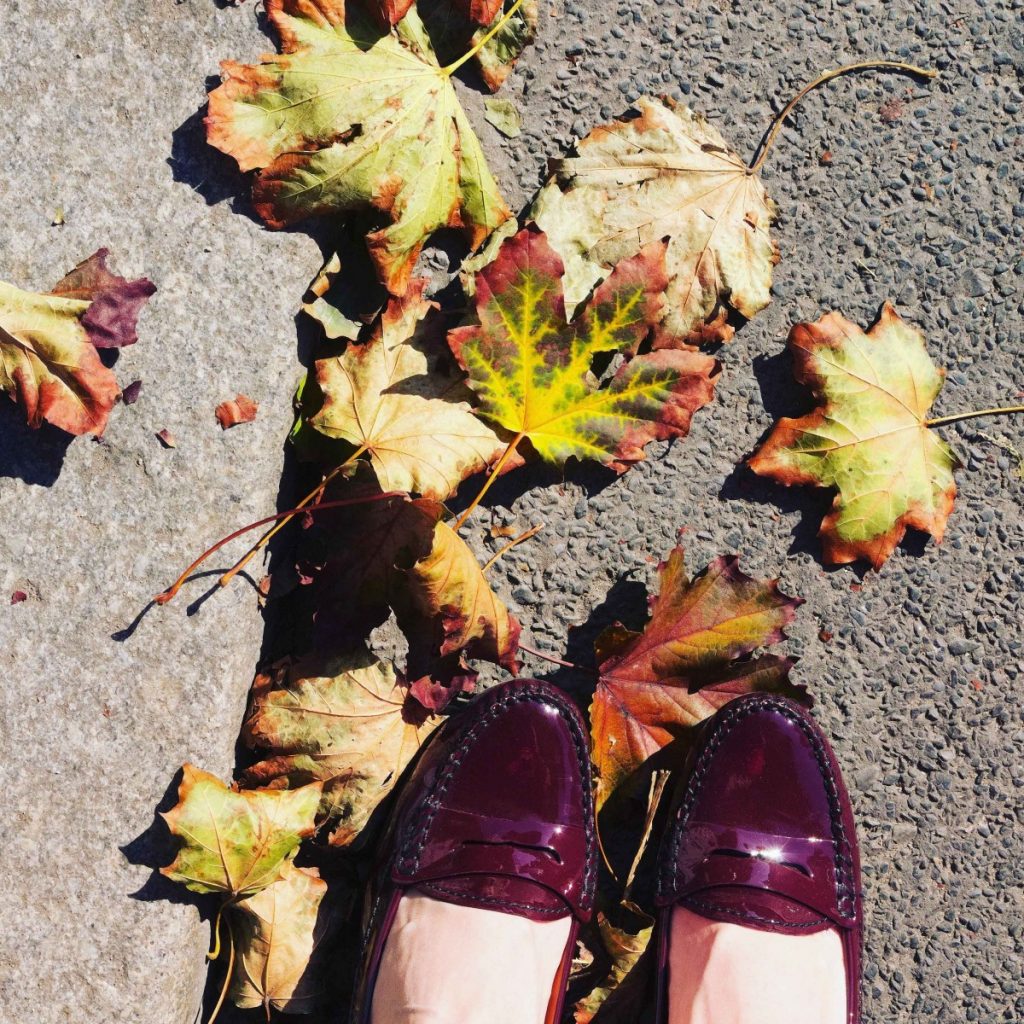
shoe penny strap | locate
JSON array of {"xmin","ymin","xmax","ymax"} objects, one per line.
[
  {"xmin": 393, "ymin": 806, "xmax": 590, "ymax": 920},
  {"xmin": 657, "ymin": 821, "xmax": 858, "ymax": 929}
]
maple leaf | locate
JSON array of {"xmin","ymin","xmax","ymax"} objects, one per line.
[
  {"xmin": 230, "ymin": 862, "xmax": 333, "ymax": 1014},
  {"xmin": 160, "ymin": 764, "xmax": 321, "ymax": 898},
  {"xmin": 448, "ymin": 228, "xmax": 720, "ymax": 474},
  {"xmin": 530, "ymin": 96, "xmax": 778, "ymax": 344},
  {"xmin": 574, "ymin": 914, "xmax": 653, "ymax": 1024},
  {"xmin": 242, "ymin": 651, "xmax": 440, "ymax": 846},
  {"xmin": 312, "ymin": 494, "xmax": 520, "ymax": 675},
  {"xmin": 206, "ymin": 1, "xmax": 510, "ymax": 295},
  {"xmin": 749, "ymin": 302, "xmax": 960, "ymax": 569},
  {"xmin": 0, "ymin": 250, "xmax": 155, "ymax": 435},
  {"xmin": 310, "ymin": 281, "xmax": 506, "ymax": 500},
  {"xmin": 590, "ymin": 547, "xmax": 806, "ymax": 810}
]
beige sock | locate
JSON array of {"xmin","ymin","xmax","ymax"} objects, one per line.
[
  {"xmin": 370, "ymin": 890, "xmax": 573, "ymax": 1024},
  {"xmin": 667, "ymin": 906, "xmax": 847, "ymax": 1024}
]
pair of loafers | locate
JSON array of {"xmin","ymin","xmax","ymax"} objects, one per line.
[{"xmin": 352, "ymin": 679, "xmax": 863, "ymax": 1023}]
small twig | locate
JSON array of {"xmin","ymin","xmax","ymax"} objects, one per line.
[
  {"xmin": 748, "ymin": 61, "xmax": 938, "ymax": 174},
  {"xmin": 516, "ymin": 638, "xmax": 598, "ymax": 671},
  {"xmin": 206, "ymin": 913, "xmax": 235, "ymax": 1024},
  {"xmin": 482, "ymin": 524, "xmax": 544, "ymax": 572},
  {"xmin": 218, "ymin": 446, "xmax": 367, "ymax": 589},
  {"xmin": 154, "ymin": 489, "xmax": 402, "ymax": 605},
  {"xmin": 622, "ymin": 770, "xmax": 671, "ymax": 906}
]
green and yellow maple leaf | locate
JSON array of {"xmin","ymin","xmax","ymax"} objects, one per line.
[
  {"xmin": 530, "ymin": 96, "xmax": 778, "ymax": 343},
  {"xmin": 591, "ymin": 547, "xmax": 806, "ymax": 810},
  {"xmin": 310, "ymin": 282, "xmax": 506, "ymax": 500},
  {"xmin": 242, "ymin": 650, "xmax": 440, "ymax": 846},
  {"xmin": 230, "ymin": 862, "xmax": 333, "ymax": 1014},
  {"xmin": 206, "ymin": 0, "xmax": 510, "ymax": 295},
  {"xmin": 749, "ymin": 302, "xmax": 960, "ymax": 569},
  {"xmin": 0, "ymin": 250, "xmax": 154, "ymax": 435},
  {"xmin": 160, "ymin": 764, "xmax": 321, "ymax": 898},
  {"xmin": 448, "ymin": 227, "xmax": 720, "ymax": 473}
]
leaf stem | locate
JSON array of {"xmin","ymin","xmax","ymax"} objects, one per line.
[
  {"xmin": 153, "ymin": 487, "xmax": 402, "ymax": 605},
  {"xmin": 481, "ymin": 523, "xmax": 544, "ymax": 572},
  {"xmin": 453, "ymin": 432, "xmax": 524, "ymax": 530},
  {"xmin": 926, "ymin": 404, "xmax": 1024, "ymax": 428},
  {"xmin": 207, "ymin": 904, "xmax": 224, "ymax": 961},
  {"xmin": 205, "ymin": 913, "xmax": 234, "ymax": 1024},
  {"xmin": 217, "ymin": 446, "xmax": 368, "ymax": 589},
  {"xmin": 748, "ymin": 61, "xmax": 938, "ymax": 174},
  {"xmin": 442, "ymin": 0, "xmax": 525, "ymax": 77},
  {"xmin": 517, "ymin": 640, "xmax": 594, "ymax": 673}
]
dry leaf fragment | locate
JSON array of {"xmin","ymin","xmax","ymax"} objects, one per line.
[
  {"xmin": 160, "ymin": 764, "xmax": 321, "ymax": 898},
  {"xmin": 878, "ymin": 97, "xmax": 905, "ymax": 123},
  {"xmin": 449, "ymin": 228, "xmax": 720, "ymax": 474},
  {"xmin": 302, "ymin": 253, "xmax": 364, "ymax": 342},
  {"xmin": 155, "ymin": 428, "xmax": 177, "ymax": 448},
  {"xmin": 531, "ymin": 96, "xmax": 778, "ymax": 342},
  {"xmin": 749, "ymin": 302, "xmax": 959, "ymax": 569},
  {"xmin": 0, "ymin": 250, "xmax": 155, "ymax": 435},
  {"xmin": 573, "ymin": 915, "xmax": 653, "ymax": 1024},
  {"xmin": 10, "ymin": 591, "xmax": 27, "ymax": 605},
  {"xmin": 310, "ymin": 282, "xmax": 506, "ymax": 500},
  {"xmin": 484, "ymin": 96, "xmax": 522, "ymax": 138},
  {"xmin": 206, "ymin": 1, "xmax": 510, "ymax": 295},
  {"xmin": 121, "ymin": 379, "xmax": 143, "ymax": 405},
  {"xmin": 216, "ymin": 393, "xmax": 259, "ymax": 429},
  {"xmin": 590, "ymin": 547, "xmax": 806, "ymax": 810},
  {"xmin": 230, "ymin": 862, "xmax": 332, "ymax": 1014},
  {"xmin": 243, "ymin": 651, "xmax": 440, "ymax": 846}
]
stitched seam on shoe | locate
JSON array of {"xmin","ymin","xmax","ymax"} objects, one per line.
[
  {"xmin": 683, "ymin": 895, "xmax": 829, "ymax": 930},
  {"xmin": 394, "ymin": 682, "xmax": 597, "ymax": 913},
  {"xmin": 420, "ymin": 880, "xmax": 570, "ymax": 918},
  {"xmin": 658, "ymin": 695, "xmax": 857, "ymax": 924}
]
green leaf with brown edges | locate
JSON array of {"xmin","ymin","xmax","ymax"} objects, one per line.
[
  {"xmin": 206, "ymin": 0, "xmax": 510, "ymax": 296},
  {"xmin": 160, "ymin": 764, "xmax": 321, "ymax": 898},
  {"xmin": 242, "ymin": 650, "xmax": 440, "ymax": 846},
  {"xmin": 590, "ymin": 546, "xmax": 807, "ymax": 811},
  {"xmin": 448, "ymin": 227, "xmax": 720, "ymax": 474},
  {"xmin": 749, "ymin": 302, "xmax": 959, "ymax": 569},
  {"xmin": 0, "ymin": 250, "xmax": 154, "ymax": 435}
]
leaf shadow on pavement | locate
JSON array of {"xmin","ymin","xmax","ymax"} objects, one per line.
[
  {"xmin": 543, "ymin": 576, "xmax": 650, "ymax": 696},
  {"xmin": 168, "ymin": 97, "xmax": 254, "ymax": 216},
  {"xmin": 121, "ymin": 767, "xmax": 209, "ymax": 907},
  {"xmin": 0, "ymin": 402, "xmax": 74, "ymax": 485}
]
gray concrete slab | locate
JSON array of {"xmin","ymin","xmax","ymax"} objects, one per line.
[{"xmin": 0, "ymin": 1, "xmax": 1021, "ymax": 1023}]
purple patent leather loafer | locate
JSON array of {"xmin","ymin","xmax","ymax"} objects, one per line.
[
  {"xmin": 351, "ymin": 678, "xmax": 597, "ymax": 1024},
  {"xmin": 654, "ymin": 693, "xmax": 863, "ymax": 1023}
]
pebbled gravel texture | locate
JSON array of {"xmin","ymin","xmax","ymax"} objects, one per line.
[{"xmin": 1, "ymin": 1, "xmax": 1022, "ymax": 1023}]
